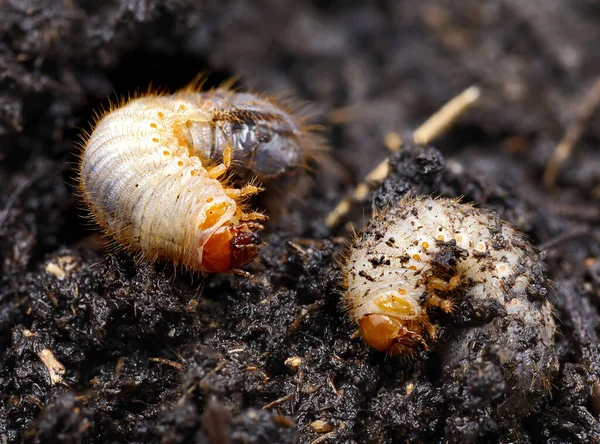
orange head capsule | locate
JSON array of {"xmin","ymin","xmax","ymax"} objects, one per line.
[
  {"xmin": 358, "ymin": 314, "xmax": 427, "ymax": 356},
  {"xmin": 201, "ymin": 223, "xmax": 261, "ymax": 273}
]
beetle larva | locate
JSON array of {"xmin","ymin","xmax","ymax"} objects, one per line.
[
  {"xmin": 343, "ymin": 196, "xmax": 556, "ymax": 357},
  {"xmin": 77, "ymin": 89, "xmax": 298, "ymax": 273}
]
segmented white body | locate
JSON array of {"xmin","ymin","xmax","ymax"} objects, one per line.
[
  {"xmin": 344, "ymin": 196, "xmax": 556, "ymax": 356},
  {"xmin": 80, "ymin": 95, "xmax": 237, "ymax": 270},
  {"xmin": 346, "ymin": 197, "xmax": 532, "ymax": 321}
]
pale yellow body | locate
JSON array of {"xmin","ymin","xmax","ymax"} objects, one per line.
[{"xmin": 79, "ymin": 95, "xmax": 237, "ymax": 271}]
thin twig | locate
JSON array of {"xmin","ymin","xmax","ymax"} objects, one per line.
[
  {"xmin": 325, "ymin": 85, "xmax": 481, "ymax": 229},
  {"xmin": 537, "ymin": 227, "xmax": 591, "ymax": 251},
  {"xmin": 543, "ymin": 78, "xmax": 600, "ymax": 188},
  {"xmin": 413, "ymin": 85, "xmax": 481, "ymax": 144},
  {"xmin": 149, "ymin": 357, "xmax": 183, "ymax": 370},
  {"xmin": 310, "ymin": 430, "xmax": 337, "ymax": 444},
  {"xmin": 263, "ymin": 393, "xmax": 294, "ymax": 409}
]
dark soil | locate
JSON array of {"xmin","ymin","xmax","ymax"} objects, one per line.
[{"xmin": 1, "ymin": 1, "xmax": 599, "ymax": 443}]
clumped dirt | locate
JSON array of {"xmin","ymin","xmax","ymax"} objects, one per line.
[{"xmin": 1, "ymin": 1, "xmax": 599, "ymax": 443}]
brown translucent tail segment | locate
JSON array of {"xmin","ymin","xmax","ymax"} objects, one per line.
[
  {"xmin": 202, "ymin": 143, "xmax": 266, "ymax": 274},
  {"xmin": 358, "ymin": 314, "xmax": 433, "ymax": 357},
  {"xmin": 211, "ymin": 100, "xmax": 321, "ymax": 181}
]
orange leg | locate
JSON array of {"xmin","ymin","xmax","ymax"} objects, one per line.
[
  {"xmin": 426, "ymin": 323, "xmax": 438, "ymax": 341},
  {"xmin": 207, "ymin": 164, "xmax": 227, "ymax": 179},
  {"xmin": 427, "ymin": 273, "xmax": 463, "ymax": 292},
  {"xmin": 241, "ymin": 212, "xmax": 267, "ymax": 222},
  {"xmin": 223, "ymin": 143, "xmax": 232, "ymax": 168},
  {"xmin": 207, "ymin": 144, "xmax": 233, "ymax": 179},
  {"xmin": 225, "ymin": 184, "xmax": 263, "ymax": 199},
  {"xmin": 426, "ymin": 295, "xmax": 454, "ymax": 313}
]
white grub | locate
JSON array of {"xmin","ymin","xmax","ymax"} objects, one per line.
[
  {"xmin": 343, "ymin": 196, "xmax": 556, "ymax": 358},
  {"xmin": 78, "ymin": 92, "xmax": 269, "ymax": 274}
]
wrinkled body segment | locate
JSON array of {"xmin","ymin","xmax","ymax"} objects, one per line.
[
  {"xmin": 343, "ymin": 196, "xmax": 556, "ymax": 357},
  {"xmin": 79, "ymin": 88, "xmax": 312, "ymax": 273}
]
